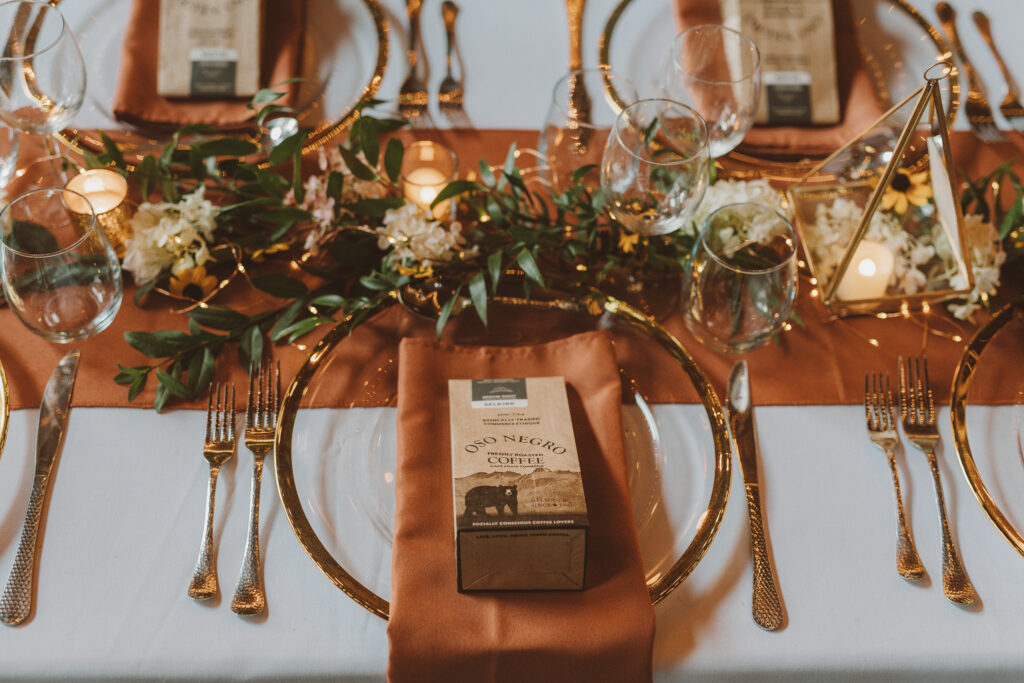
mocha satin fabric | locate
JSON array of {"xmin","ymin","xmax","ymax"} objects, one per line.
[
  {"xmin": 111, "ymin": 0, "xmax": 305, "ymax": 129},
  {"xmin": 386, "ymin": 333, "xmax": 655, "ymax": 683},
  {"xmin": 673, "ymin": 0, "xmax": 887, "ymax": 158},
  {"xmin": 0, "ymin": 130, "xmax": 1020, "ymax": 411}
]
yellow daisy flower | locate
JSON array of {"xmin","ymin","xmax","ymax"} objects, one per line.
[
  {"xmin": 618, "ymin": 231, "xmax": 640, "ymax": 254},
  {"xmin": 881, "ymin": 169, "xmax": 931, "ymax": 214},
  {"xmin": 168, "ymin": 265, "xmax": 218, "ymax": 301}
]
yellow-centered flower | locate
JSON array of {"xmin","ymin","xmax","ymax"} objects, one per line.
[
  {"xmin": 618, "ymin": 231, "xmax": 640, "ymax": 254},
  {"xmin": 880, "ymin": 169, "xmax": 931, "ymax": 214},
  {"xmin": 168, "ymin": 265, "xmax": 218, "ymax": 300}
]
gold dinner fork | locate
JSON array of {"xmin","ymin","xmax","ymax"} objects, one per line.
[
  {"xmin": 188, "ymin": 383, "xmax": 235, "ymax": 601},
  {"xmin": 899, "ymin": 355, "xmax": 977, "ymax": 605},
  {"xmin": 864, "ymin": 372, "xmax": 925, "ymax": 581},
  {"xmin": 972, "ymin": 11, "xmax": 1024, "ymax": 130},
  {"xmin": 936, "ymin": 3, "xmax": 1005, "ymax": 144},
  {"xmin": 231, "ymin": 360, "xmax": 279, "ymax": 616},
  {"xmin": 398, "ymin": 0, "xmax": 430, "ymax": 125},
  {"xmin": 437, "ymin": 1, "xmax": 464, "ymax": 120}
]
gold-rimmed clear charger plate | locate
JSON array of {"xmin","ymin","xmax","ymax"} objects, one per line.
[
  {"xmin": 951, "ymin": 297, "xmax": 1024, "ymax": 557},
  {"xmin": 56, "ymin": 0, "xmax": 387, "ymax": 165},
  {"xmin": 599, "ymin": 0, "xmax": 958, "ymax": 181},
  {"xmin": 0, "ymin": 355, "xmax": 7, "ymax": 460},
  {"xmin": 275, "ymin": 293, "xmax": 731, "ymax": 619}
]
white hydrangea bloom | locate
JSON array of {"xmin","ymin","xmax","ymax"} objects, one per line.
[
  {"xmin": 376, "ymin": 204, "xmax": 471, "ymax": 266},
  {"xmin": 122, "ymin": 187, "xmax": 218, "ymax": 285},
  {"xmin": 945, "ymin": 214, "xmax": 1006, "ymax": 321},
  {"xmin": 690, "ymin": 178, "xmax": 789, "ymax": 236}
]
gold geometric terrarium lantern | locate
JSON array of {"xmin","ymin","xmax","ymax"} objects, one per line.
[{"xmin": 788, "ymin": 63, "xmax": 974, "ymax": 316}]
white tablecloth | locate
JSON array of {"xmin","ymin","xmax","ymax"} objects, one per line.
[{"xmin": 2, "ymin": 0, "xmax": 1023, "ymax": 680}]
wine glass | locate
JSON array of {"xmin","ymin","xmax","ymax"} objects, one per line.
[
  {"xmin": 600, "ymin": 98, "xmax": 709, "ymax": 236},
  {"xmin": 0, "ymin": 1, "xmax": 86, "ymax": 177},
  {"xmin": 538, "ymin": 68, "xmax": 638, "ymax": 192},
  {"xmin": 682, "ymin": 202, "xmax": 797, "ymax": 353},
  {"xmin": 0, "ymin": 187, "xmax": 122, "ymax": 342},
  {"xmin": 662, "ymin": 25, "xmax": 760, "ymax": 159}
]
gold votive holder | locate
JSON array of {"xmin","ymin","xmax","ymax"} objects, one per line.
[
  {"xmin": 400, "ymin": 140, "xmax": 458, "ymax": 220},
  {"xmin": 64, "ymin": 169, "xmax": 131, "ymax": 257}
]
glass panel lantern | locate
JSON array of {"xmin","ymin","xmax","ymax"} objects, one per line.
[{"xmin": 788, "ymin": 63, "xmax": 973, "ymax": 316}]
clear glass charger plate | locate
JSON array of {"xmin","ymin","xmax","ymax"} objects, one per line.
[
  {"xmin": 275, "ymin": 292, "xmax": 731, "ymax": 619},
  {"xmin": 55, "ymin": 0, "xmax": 387, "ymax": 165},
  {"xmin": 951, "ymin": 297, "xmax": 1024, "ymax": 557},
  {"xmin": 599, "ymin": 0, "xmax": 958, "ymax": 181}
]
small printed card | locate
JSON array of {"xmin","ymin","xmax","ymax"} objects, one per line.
[
  {"xmin": 449, "ymin": 377, "xmax": 589, "ymax": 592},
  {"xmin": 157, "ymin": 0, "xmax": 261, "ymax": 98}
]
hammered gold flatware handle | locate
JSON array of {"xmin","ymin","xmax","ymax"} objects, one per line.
[
  {"xmin": 188, "ymin": 466, "xmax": 222, "ymax": 601},
  {"xmin": 744, "ymin": 484, "xmax": 784, "ymax": 631},
  {"xmin": 231, "ymin": 457, "xmax": 266, "ymax": 616},
  {"xmin": 0, "ymin": 475, "xmax": 48, "ymax": 625},
  {"xmin": 885, "ymin": 449, "xmax": 926, "ymax": 581},
  {"xmin": 925, "ymin": 450, "xmax": 977, "ymax": 605}
]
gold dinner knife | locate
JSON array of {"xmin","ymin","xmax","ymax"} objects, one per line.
[
  {"xmin": 0, "ymin": 350, "xmax": 79, "ymax": 626},
  {"xmin": 727, "ymin": 360, "xmax": 785, "ymax": 631}
]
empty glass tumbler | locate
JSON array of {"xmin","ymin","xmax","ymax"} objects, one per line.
[
  {"xmin": 682, "ymin": 202, "xmax": 797, "ymax": 353},
  {"xmin": 0, "ymin": 187, "xmax": 122, "ymax": 342}
]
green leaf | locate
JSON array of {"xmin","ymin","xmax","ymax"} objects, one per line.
[
  {"xmin": 347, "ymin": 196, "xmax": 406, "ymax": 217},
  {"xmin": 82, "ymin": 147, "xmax": 104, "ymax": 170},
  {"xmin": 326, "ymin": 170, "xmax": 344, "ymax": 202},
  {"xmin": 310, "ymin": 293, "xmax": 346, "ymax": 308},
  {"xmin": 125, "ymin": 330, "xmax": 193, "ymax": 358},
  {"xmin": 270, "ymin": 299, "xmax": 306, "ymax": 341},
  {"xmin": 338, "ymin": 145, "xmax": 377, "ymax": 181},
  {"xmin": 1000, "ymin": 197, "xmax": 1023, "ymax": 239},
  {"xmin": 479, "ymin": 160, "xmax": 496, "ymax": 187},
  {"xmin": 154, "ymin": 381, "xmax": 171, "ymax": 413},
  {"xmin": 430, "ymin": 180, "xmax": 484, "ymax": 208},
  {"xmin": 239, "ymin": 325, "xmax": 264, "ymax": 368},
  {"xmin": 268, "ymin": 130, "xmax": 305, "ymax": 167},
  {"xmin": 275, "ymin": 316, "xmax": 332, "ymax": 343},
  {"xmin": 516, "ymin": 249, "xmax": 545, "ymax": 286},
  {"xmin": 435, "ymin": 285, "xmax": 463, "ymax": 338},
  {"xmin": 194, "ymin": 347, "xmax": 216, "ymax": 397},
  {"xmin": 468, "ymin": 272, "xmax": 488, "ymax": 326},
  {"xmin": 128, "ymin": 373, "xmax": 148, "ymax": 402},
  {"xmin": 384, "ymin": 138, "xmax": 404, "ymax": 183},
  {"xmin": 5, "ymin": 220, "xmax": 58, "ymax": 254},
  {"xmin": 100, "ymin": 131, "xmax": 126, "ymax": 169},
  {"xmin": 572, "ymin": 164, "xmax": 598, "ymax": 186},
  {"xmin": 133, "ymin": 279, "xmax": 156, "ymax": 305},
  {"xmin": 187, "ymin": 305, "xmax": 250, "ymax": 331},
  {"xmin": 361, "ymin": 118, "xmax": 381, "ymax": 167},
  {"xmin": 252, "ymin": 273, "xmax": 308, "ymax": 298},
  {"xmin": 156, "ymin": 368, "xmax": 192, "ymax": 399},
  {"xmin": 136, "ymin": 155, "xmax": 159, "ymax": 200},
  {"xmin": 248, "ymin": 87, "xmax": 287, "ymax": 109},
  {"xmin": 487, "ymin": 251, "xmax": 503, "ymax": 292}
]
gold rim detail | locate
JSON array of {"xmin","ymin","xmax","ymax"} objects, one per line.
[
  {"xmin": 0, "ymin": 355, "xmax": 8, "ymax": 461},
  {"xmin": 950, "ymin": 297, "xmax": 1024, "ymax": 557},
  {"xmin": 274, "ymin": 291, "xmax": 732, "ymax": 619},
  {"xmin": 56, "ymin": 0, "xmax": 389, "ymax": 168},
  {"xmin": 599, "ymin": 0, "xmax": 960, "ymax": 181}
]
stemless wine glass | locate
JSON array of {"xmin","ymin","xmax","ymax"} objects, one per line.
[
  {"xmin": 538, "ymin": 68, "xmax": 639, "ymax": 193},
  {"xmin": 682, "ymin": 202, "xmax": 797, "ymax": 353},
  {"xmin": 0, "ymin": 1, "xmax": 86, "ymax": 177},
  {"xmin": 601, "ymin": 98, "xmax": 709, "ymax": 236},
  {"xmin": 0, "ymin": 187, "xmax": 122, "ymax": 342},
  {"xmin": 662, "ymin": 25, "xmax": 760, "ymax": 159}
]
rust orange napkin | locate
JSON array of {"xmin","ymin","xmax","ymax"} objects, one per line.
[
  {"xmin": 387, "ymin": 332, "xmax": 655, "ymax": 682},
  {"xmin": 112, "ymin": 0, "xmax": 305, "ymax": 130},
  {"xmin": 673, "ymin": 0, "xmax": 887, "ymax": 158}
]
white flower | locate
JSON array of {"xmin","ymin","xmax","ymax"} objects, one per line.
[
  {"xmin": 690, "ymin": 178, "xmax": 788, "ymax": 236},
  {"xmin": 945, "ymin": 214, "xmax": 1006, "ymax": 321},
  {"xmin": 376, "ymin": 204, "xmax": 469, "ymax": 266},
  {"xmin": 122, "ymin": 187, "xmax": 218, "ymax": 285}
]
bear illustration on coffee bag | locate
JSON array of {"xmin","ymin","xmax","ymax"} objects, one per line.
[{"xmin": 463, "ymin": 485, "xmax": 518, "ymax": 518}]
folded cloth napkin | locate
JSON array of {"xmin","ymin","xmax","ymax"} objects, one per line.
[
  {"xmin": 111, "ymin": 0, "xmax": 306, "ymax": 130},
  {"xmin": 387, "ymin": 332, "xmax": 655, "ymax": 683},
  {"xmin": 673, "ymin": 0, "xmax": 886, "ymax": 159}
]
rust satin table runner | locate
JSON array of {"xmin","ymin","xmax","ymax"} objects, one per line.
[
  {"xmin": 0, "ymin": 130, "xmax": 1020, "ymax": 411},
  {"xmin": 673, "ymin": 0, "xmax": 887, "ymax": 158},
  {"xmin": 112, "ymin": 0, "xmax": 305, "ymax": 129},
  {"xmin": 386, "ymin": 333, "xmax": 654, "ymax": 683}
]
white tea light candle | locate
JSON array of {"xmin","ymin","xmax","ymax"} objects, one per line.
[
  {"xmin": 64, "ymin": 169, "xmax": 132, "ymax": 255},
  {"xmin": 835, "ymin": 240, "xmax": 895, "ymax": 301},
  {"xmin": 400, "ymin": 140, "xmax": 458, "ymax": 220},
  {"xmin": 404, "ymin": 167, "xmax": 448, "ymax": 211}
]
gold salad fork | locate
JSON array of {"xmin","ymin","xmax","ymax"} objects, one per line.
[
  {"xmin": 972, "ymin": 11, "xmax": 1024, "ymax": 130},
  {"xmin": 935, "ymin": 3, "xmax": 1005, "ymax": 144},
  {"xmin": 437, "ymin": 1, "xmax": 464, "ymax": 119},
  {"xmin": 899, "ymin": 356, "xmax": 977, "ymax": 605},
  {"xmin": 864, "ymin": 373, "xmax": 925, "ymax": 581},
  {"xmin": 398, "ymin": 0, "xmax": 430, "ymax": 125},
  {"xmin": 188, "ymin": 383, "xmax": 235, "ymax": 601},
  {"xmin": 231, "ymin": 360, "xmax": 279, "ymax": 616}
]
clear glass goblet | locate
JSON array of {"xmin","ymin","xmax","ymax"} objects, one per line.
[
  {"xmin": 0, "ymin": 1, "xmax": 86, "ymax": 179},
  {"xmin": 682, "ymin": 202, "xmax": 797, "ymax": 353},
  {"xmin": 538, "ymin": 68, "xmax": 639, "ymax": 193},
  {"xmin": 0, "ymin": 187, "xmax": 122, "ymax": 342},
  {"xmin": 600, "ymin": 98, "xmax": 709, "ymax": 236},
  {"xmin": 662, "ymin": 25, "xmax": 760, "ymax": 159}
]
